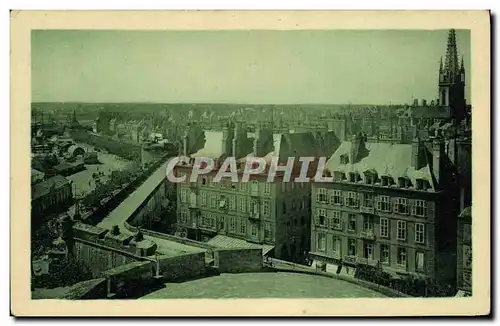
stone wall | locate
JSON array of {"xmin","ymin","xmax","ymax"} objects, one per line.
[
  {"xmin": 157, "ymin": 252, "xmax": 206, "ymax": 282},
  {"xmin": 215, "ymin": 248, "xmax": 263, "ymax": 273},
  {"xmin": 73, "ymin": 240, "xmax": 138, "ymax": 278}
]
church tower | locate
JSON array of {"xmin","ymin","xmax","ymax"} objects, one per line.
[{"xmin": 438, "ymin": 29, "xmax": 466, "ymax": 121}]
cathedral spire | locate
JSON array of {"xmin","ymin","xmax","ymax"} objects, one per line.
[
  {"xmin": 444, "ymin": 29, "xmax": 460, "ymax": 82},
  {"xmin": 460, "ymin": 55, "xmax": 465, "ymax": 72}
]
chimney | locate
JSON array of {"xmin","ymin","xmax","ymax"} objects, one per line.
[
  {"xmin": 422, "ymin": 99, "xmax": 427, "ymax": 107},
  {"xmin": 432, "ymin": 131, "xmax": 445, "ymax": 186},
  {"xmin": 413, "ymin": 99, "xmax": 419, "ymax": 106},
  {"xmin": 182, "ymin": 127, "xmax": 189, "ymax": 156},
  {"xmin": 222, "ymin": 122, "xmax": 234, "ymax": 157},
  {"xmin": 411, "ymin": 133, "xmax": 425, "ymax": 170},
  {"xmin": 232, "ymin": 122, "xmax": 250, "ymax": 159},
  {"xmin": 349, "ymin": 132, "xmax": 366, "ymax": 164}
]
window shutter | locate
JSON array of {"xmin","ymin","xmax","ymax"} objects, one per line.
[
  {"xmin": 426, "ymin": 201, "xmax": 433, "ymax": 219},
  {"xmin": 376, "ymin": 197, "xmax": 381, "ymax": 211},
  {"xmin": 411, "ymin": 205, "xmax": 416, "ymax": 216},
  {"xmin": 344, "ymin": 197, "xmax": 349, "ymax": 206},
  {"xmin": 394, "ymin": 201, "xmax": 399, "ymax": 213},
  {"xmin": 314, "ymin": 215, "xmax": 319, "ymax": 226},
  {"xmin": 388, "ymin": 199, "xmax": 393, "ymax": 212},
  {"xmin": 359, "ymin": 193, "xmax": 364, "ymax": 207}
]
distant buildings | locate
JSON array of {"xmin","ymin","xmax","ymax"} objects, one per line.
[{"xmin": 456, "ymin": 206, "xmax": 472, "ymax": 297}]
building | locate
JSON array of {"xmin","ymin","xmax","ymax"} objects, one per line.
[
  {"xmin": 310, "ymin": 130, "xmax": 460, "ymax": 294},
  {"xmin": 174, "ymin": 122, "xmax": 339, "ymax": 263},
  {"xmin": 456, "ymin": 206, "xmax": 472, "ymax": 297},
  {"xmin": 31, "ymin": 175, "xmax": 74, "ymax": 227},
  {"xmin": 308, "ymin": 29, "xmax": 468, "ymax": 296}
]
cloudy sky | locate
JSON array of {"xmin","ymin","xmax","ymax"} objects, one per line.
[{"xmin": 31, "ymin": 29, "xmax": 470, "ymax": 104}]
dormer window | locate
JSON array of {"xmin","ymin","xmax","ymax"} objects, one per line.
[
  {"xmin": 381, "ymin": 176, "xmax": 389, "ymax": 186},
  {"xmin": 364, "ymin": 170, "xmax": 378, "ymax": 185},
  {"xmin": 340, "ymin": 154, "xmax": 349, "ymax": 165},
  {"xmin": 397, "ymin": 177, "xmax": 406, "ymax": 188},
  {"xmin": 334, "ymin": 171, "xmax": 346, "ymax": 182},
  {"xmin": 416, "ymin": 179, "xmax": 423, "ymax": 190},
  {"xmin": 349, "ymin": 172, "xmax": 356, "ymax": 182},
  {"xmin": 405, "ymin": 178, "xmax": 413, "ymax": 188}
]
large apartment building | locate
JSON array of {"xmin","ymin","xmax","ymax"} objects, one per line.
[
  {"xmin": 310, "ymin": 128, "xmax": 460, "ymax": 289},
  {"xmin": 174, "ymin": 121, "xmax": 338, "ymax": 262}
]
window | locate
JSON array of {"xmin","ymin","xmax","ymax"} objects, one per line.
[
  {"xmin": 229, "ymin": 196, "xmax": 236, "ymax": 211},
  {"xmin": 363, "ymin": 215, "xmax": 374, "ymax": 232},
  {"xmin": 332, "ymin": 236, "xmax": 342, "ymax": 256},
  {"xmin": 179, "ymin": 209, "xmax": 188, "ymax": 223},
  {"xmin": 413, "ymin": 200, "xmax": 427, "ymax": 217},
  {"xmin": 345, "ymin": 192, "xmax": 359, "ymax": 207},
  {"xmin": 378, "ymin": 196, "xmax": 392, "ymax": 212},
  {"xmin": 240, "ymin": 182, "xmax": 247, "ymax": 192},
  {"xmin": 264, "ymin": 182, "xmax": 271, "ymax": 195},
  {"xmin": 364, "ymin": 242, "xmax": 374, "ymax": 259},
  {"xmin": 380, "ymin": 244, "xmax": 390, "ymax": 264},
  {"xmin": 218, "ymin": 216, "xmax": 225, "ymax": 230},
  {"xmin": 380, "ymin": 218, "xmax": 389, "ymax": 238},
  {"xmin": 317, "ymin": 188, "xmax": 327, "ymax": 203},
  {"xmin": 317, "ymin": 209, "xmax": 327, "ymax": 226},
  {"xmin": 348, "ymin": 239, "xmax": 357, "ymax": 256},
  {"xmin": 348, "ymin": 214, "xmax": 356, "ymax": 232},
  {"xmin": 240, "ymin": 220, "xmax": 247, "ymax": 235},
  {"xmin": 201, "ymin": 177, "xmax": 207, "ymax": 185},
  {"xmin": 282, "ymin": 201, "xmax": 287, "ymax": 214},
  {"xmin": 334, "ymin": 171, "xmax": 346, "ymax": 182},
  {"xmin": 264, "ymin": 223, "xmax": 272, "ymax": 239},
  {"xmin": 300, "ymin": 199, "xmax": 305, "ymax": 210},
  {"xmin": 317, "ymin": 233, "xmax": 326, "ymax": 251},
  {"xmin": 340, "ymin": 154, "xmax": 349, "ymax": 164},
  {"xmin": 395, "ymin": 198, "xmax": 409, "ymax": 215},
  {"xmin": 397, "ymin": 247, "xmax": 407, "ymax": 267},
  {"xmin": 251, "ymin": 224, "xmax": 258, "ymax": 236},
  {"xmin": 210, "ymin": 193, "xmax": 217, "ymax": 208},
  {"xmin": 200, "ymin": 191, "xmax": 207, "ymax": 206},
  {"xmin": 415, "ymin": 223, "xmax": 425, "ymax": 244},
  {"xmin": 250, "ymin": 201, "xmax": 259, "ymax": 215},
  {"xmin": 180, "ymin": 189, "xmax": 187, "ymax": 203},
  {"xmin": 397, "ymin": 220, "xmax": 407, "ymax": 241},
  {"xmin": 263, "ymin": 200, "xmax": 270, "ymax": 216},
  {"xmin": 219, "ymin": 198, "xmax": 227, "ymax": 210},
  {"xmin": 331, "ymin": 211, "xmax": 342, "ymax": 230},
  {"xmin": 363, "ymin": 193, "xmax": 374, "ymax": 208},
  {"xmin": 330, "ymin": 190, "xmax": 342, "ymax": 205},
  {"xmin": 229, "ymin": 218, "xmax": 236, "ymax": 232},
  {"xmin": 240, "ymin": 197, "xmax": 247, "ymax": 213},
  {"xmin": 415, "ymin": 251, "xmax": 425, "ymax": 272}
]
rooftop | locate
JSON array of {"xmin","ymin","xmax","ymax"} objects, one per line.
[
  {"xmin": 32, "ymin": 174, "xmax": 70, "ymax": 201},
  {"xmin": 140, "ymin": 272, "xmax": 387, "ymax": 299},
  {"xmin": 326, "ymin": 140, "xmax": 435, "ymax": 191}
]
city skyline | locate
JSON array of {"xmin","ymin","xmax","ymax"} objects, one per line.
[{"xmin": 32, "ymin": 29, "xmax": 470, "ymax": 105}]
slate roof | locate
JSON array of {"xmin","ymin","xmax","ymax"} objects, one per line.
[
  {"xmin": 326, "ymin": 141, "xmax": 436, "ymax": 191},
  {"xmin": 32, "ymin": 174, "xmax": 70, "ymax": 201},
  {"xmin": 190, "ymin": 131, "xmax": 224, "ymax": 158}
]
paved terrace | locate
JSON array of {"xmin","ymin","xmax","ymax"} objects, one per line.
[{"xmin": 97, "ymin": 159, "xmax": 205, "ymax": 257}]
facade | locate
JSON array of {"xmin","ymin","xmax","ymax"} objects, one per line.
[
  {"xmin": 456, "ymin": 206, "xmax": 472, "ymax": 296},
  {"xmin": 310, "ymin": 132, "xmax": 459, "ymax": 287},
  {"xmin": 174, "ymin": 121, "xmax": 338, "ymax": 263}
]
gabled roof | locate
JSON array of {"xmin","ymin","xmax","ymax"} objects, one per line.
[{"xmin": 326, "ymin": 141, "xmax": 436, "ymax": 191}]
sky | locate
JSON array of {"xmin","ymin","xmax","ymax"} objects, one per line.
[{"xmin": 31, "ymin": 29, "xmax": 470, "ymax": 105}]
